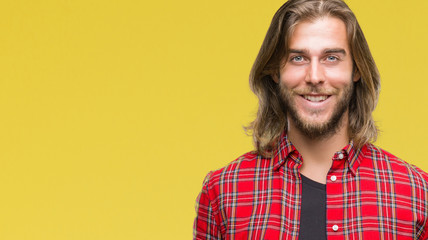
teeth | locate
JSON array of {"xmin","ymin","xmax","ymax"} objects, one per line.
[{"xmin": 304, "ymin": 95, "xmax": 328, "ymax": 102}]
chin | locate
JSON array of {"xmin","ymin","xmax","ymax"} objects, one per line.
[
  {"xmin": 290, "ymin": 111, "xmax": 346, "ymax": 139},
  {"xmin": 300, "ymin": 114, "xmax": 331, "ymax": 126}
]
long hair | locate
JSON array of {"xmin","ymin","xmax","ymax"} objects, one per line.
[{"xmin": 247, "ymin": 0, "xmax": 380, "ymax": 157}]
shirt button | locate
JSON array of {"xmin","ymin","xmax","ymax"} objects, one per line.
[
  {"xmin": 330, "ymin": 175, "xmax": 337, "ymax": 182},
  {"xmin": 332, "ymin": 225, "xmax": 339, "ymax": 231},
  {"xmin": 338, "ymin": 153, "xmax": 344, "ymax": 159}
]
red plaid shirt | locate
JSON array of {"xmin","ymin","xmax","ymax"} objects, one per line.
[{"xmin": 193, "ymin": 134, "xmax": 428, "ymax": 239}]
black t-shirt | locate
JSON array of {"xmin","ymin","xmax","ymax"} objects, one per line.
[{"xmin": 298, "ymin": 174, "xmax": 327, "ymax": 240}]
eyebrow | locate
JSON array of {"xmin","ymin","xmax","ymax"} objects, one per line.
[
  {"xmin": 324, "ymin": 48, "xmax": 347, "ymax": 55},
  {"xmin": 288, "ymin": 48, "xmax": 347, "ymax": 55}
]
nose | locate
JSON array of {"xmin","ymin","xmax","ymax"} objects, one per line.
[{"xmin": 305, "ymin": 60, "xmax": 324, "ymax": 85}]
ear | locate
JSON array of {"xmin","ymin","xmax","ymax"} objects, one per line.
[
  {"xmin": 352, "ymin": 69, "xmax": 360, "ymax": 82},
  {"xmin": 272, "ymin": 73, "xmax": 280, "ymax": 83}
]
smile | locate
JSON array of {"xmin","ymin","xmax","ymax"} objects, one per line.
[{"xmin": 302, "ymin": 95, "xmax": 329, "ymax": 102}]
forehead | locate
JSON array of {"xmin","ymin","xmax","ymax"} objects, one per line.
[{"xmin": 288, "ymin": 17, "xmax": 349, "ymax": 52}]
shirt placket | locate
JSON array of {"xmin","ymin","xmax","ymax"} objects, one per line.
[{"xmin": 326, "ymin": 150, "xmax": 347, "ymax": 240}]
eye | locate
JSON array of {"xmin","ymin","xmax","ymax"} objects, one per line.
[
  {"xmin": 326, "ymin": 56, "xmax": 338, "ymax": 62},
  {"xmin": 291, "ymin": 56, "xmax": 304, "ymax": 62}
]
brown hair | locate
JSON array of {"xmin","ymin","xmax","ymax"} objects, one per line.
[{"xmin": 247, "ymin": 0, "xmax": 380, "ymax": 157}]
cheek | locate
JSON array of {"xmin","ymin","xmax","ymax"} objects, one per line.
[
  {"xmin": 280, "ymin": 66, "xmax": 306, "ymax": 87},
  {"xmin": 324, "ymin": 68, "xmax": 354, "ymax": 86}
]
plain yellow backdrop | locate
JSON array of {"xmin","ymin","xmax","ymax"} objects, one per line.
[{"xmin": 0, "ymin": 0, "xmax": 427, "ymax": 239}]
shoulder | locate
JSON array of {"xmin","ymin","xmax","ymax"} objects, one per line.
[
  {"xmin": 201, "ymin": 151, "xmax": 270, "ymax": 192},
  {"xmin": 362, "ymin": 143, "xmax": 428, "ymax": 186}
]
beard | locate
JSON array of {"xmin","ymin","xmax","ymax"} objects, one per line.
[{"xmin": 279, "ymin": 82, "xmax": 354, "ymax": 139}]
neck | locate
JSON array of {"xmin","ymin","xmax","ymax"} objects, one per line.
[{"xmin": 287, "ymin": 113, "xmax": 350, "ymax": 183}]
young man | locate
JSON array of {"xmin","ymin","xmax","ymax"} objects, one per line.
[{"xmin": 194, "ymin": 0, "xmax": 428, "ymax": 239}]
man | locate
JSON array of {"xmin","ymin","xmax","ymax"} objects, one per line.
[{"xmin": 193, "ymin": 0, "xmax": 428, "ymax": 239}]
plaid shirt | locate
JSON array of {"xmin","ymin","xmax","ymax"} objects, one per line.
[{"xmin": 193, "ymin": 134, "xmax": 428, "ymax": 239}]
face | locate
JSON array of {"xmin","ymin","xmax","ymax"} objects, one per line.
[{"xmin": 277, "ymin": 17, "xmax": 359, "ymax": 138}]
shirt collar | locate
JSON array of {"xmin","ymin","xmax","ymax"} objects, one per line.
[
  {"xmin": 343, "ymin": 140, "xmax": 366, "ymax": 176},
  {"xmin": 272, "ymin": 132, "xmax": 365, "ymax": 176},
  {"xmin": 272, "ymin": 133, "xmax": 296, "ymax": 171}
]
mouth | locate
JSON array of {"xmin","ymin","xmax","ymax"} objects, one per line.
[{"xmin": 302, "ymin": 95, "xmax": 330, "ymax": 102}]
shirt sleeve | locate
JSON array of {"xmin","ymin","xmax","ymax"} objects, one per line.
[
  {"xmin": 193, "ymin": 171, "xmax": 222, "ymax": 240},
  {"xmin": 413, "ymin": 165, "xmax": 428, "ymax": 240}
]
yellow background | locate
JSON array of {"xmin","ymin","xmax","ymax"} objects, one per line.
[{"xmin": 0, "ymin": 0, "xmax": 427, "ymax": 239}]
